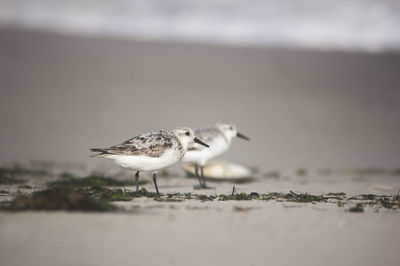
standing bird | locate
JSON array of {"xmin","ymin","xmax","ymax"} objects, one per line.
[
  {"xmin": 90, "ymin": 127, "xmax": 209, "ymax": 195},
  {"xmin": 181, "ymin": 122, "xmax": 250, "ymax": 188}
]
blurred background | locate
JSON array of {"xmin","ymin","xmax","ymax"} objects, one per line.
[
  {"xmin": 1, "ymin": 2, "xmax": 400, "ymax": 266},
  {"xmin": 1, "ymin": 0, "xmax": 400, "ymax": 171}
]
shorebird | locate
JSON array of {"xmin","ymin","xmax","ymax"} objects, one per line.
[
  {"xmin": 181, "ymin": 122, "xmax": 249, "ymax": 188},
  {"xmin": 90, "ymin": 127, "xmax": 209, "ymax": 195}
]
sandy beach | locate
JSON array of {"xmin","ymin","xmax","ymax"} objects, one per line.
[
  {"xmin": 1, "ymin": 26, "xmax": 400, "ymax": 266},
  {"xmin": 1, "ymin": 170, "xmax": 400, "ymax": 266},
  {"xmin": 1, "ymin": 204, "xmax": 399, "ymax": 266}
]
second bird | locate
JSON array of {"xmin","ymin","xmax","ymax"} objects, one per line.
[{"xmin": 182, "ymin": 122, "xmax": 250, "ymax": 188}]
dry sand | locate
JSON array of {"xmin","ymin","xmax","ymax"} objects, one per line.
[
  {"xmin": 1, "ymin": 203, "xmax": 399, "ymax": 266},
  {"xmin": 1, "ymin": 171, "xmax": 400, "ymax": 266}
]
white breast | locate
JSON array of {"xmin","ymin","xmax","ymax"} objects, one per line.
[{"xmin": 105, "ymin": 144, "xmax": 182, "ymax": 172}]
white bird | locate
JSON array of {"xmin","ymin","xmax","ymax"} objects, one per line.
[
  {"xmin": 90, "ymin": 127, "xmax": 209, "ymax": 194},
  {"xmin": 181, "ymin": 122, "xmax": 249, "ymax": 188}
]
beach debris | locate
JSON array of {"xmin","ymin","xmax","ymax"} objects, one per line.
[
  {"xmin": 296, "ymin": 168, "xmax": 307, "ymax": 176},
  {"xmin": 2, "ymin": 188, "xmax": 399, "ymax": 212},
  {"xmin": 348, "ymin": 203, "xmax": 364, "ymax": 213},
  {"xmin": 219, "ymin": 192, "xmax": 258, "ymax": 201},
  {"xmin": 50, "ymin": 172, "xmax": 147, "ymax": 188},
  {"xmin": 233, "ymin": 206, "xmax": 254, "ymax": 212},
  {"xmin": 264, "ymin": 171, "xmax": 280, "ymax": 179},
  {"xmin": 4, "ymin": 187, "xmax": 116, "ymax": 212},
  {"xmin": 17, "ymin": 185, "xmax": 33, "ymax": 189},
  {"xmin": 0, "ymin": 163, "xmax": 51, "ymax": 185},
  {"xmin": 288, "ymin": 190, "xmax": 325, "ymax": 202},
  {"xmin": 325, "ymin": 192, "xmax": 346, "ymax": 197},
  {"xmin": 183, "ymin": 160, "xmax": 254, "ymax": 183}
]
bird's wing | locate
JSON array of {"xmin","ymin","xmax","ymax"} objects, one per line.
[{"xmin": 93, "ymin": 131, "xmax": 176, "ymax": 158}]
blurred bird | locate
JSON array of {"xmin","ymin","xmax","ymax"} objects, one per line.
[
  {"xmin": 181, "ymin": 122, "xmax": 250, "ymax": 188},
  {"xmin": 91, "ymin": 127, "xmax": 209, "ymax": 195}
]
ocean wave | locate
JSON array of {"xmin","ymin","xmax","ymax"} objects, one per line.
[{"xmin": 1, "ymin": 0, "xmax": 400, "ymax": 52}]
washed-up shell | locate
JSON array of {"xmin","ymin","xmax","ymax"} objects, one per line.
[{"xmin": 183, "ymin": 160, "xmax": 255, "ymax": 182}]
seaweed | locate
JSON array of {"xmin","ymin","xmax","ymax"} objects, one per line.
[
  {"xmin": 82, "ymin": 187, "xmax": 158, "ymax": 201},
  {"xmin": 158, "ymin": 169, "xmax": 170, "ymax": 177},
  {"xmin": 0, "ymin": 163, "xmax": 49, "ymax": 184},
  {"xmin": 3, "ymin": 187, "xmax": 116, "ymax": 212},
  {"xmin": 260, "ymin": 192, "xmax": 284, "ymax": 201},
  {"xmin": 264, "ymin": 171, "xmax": 280, "ymax": 179},
  {"xmin": 3, "ymin": 170, "xmax": 400, "ymax": 214},
  {"xmin": 348, "ymin": 203, "xmax": 364, "ymax": 213},
  {"xmin": 231, "ymin": 178, "xmax": 254, "ymax": 184},
  {"xmin": 360, "ymin": 194, "xmax": 377, "ymax": 200},
  {"xmin": 196, "ymin": 194, "xmax": 216, "ymax": 201},
  {"xmin": 96, "ymin": 188, "xmax": 133, "ymax": 201},
  {"xmin": 0, "ymin": 174, "xmax": 25, "ymax": 185},
  {"xmin": 286, "ymin": 191, "xmax": 326, "ymax": 202},
  {"xmin": 219, "ymin": 192, "xmax": 257, "ymax": 201},
  {"xmin": 184, "ymin": 193, "xmax": 193, "ymax": 199},
  {"xmin": 0, "ymin": 164, "xmax": 31, "ymax": 184},
  {"xmin": 250, "ymin": 192, "xmax": 260, "ymax": 198},
  {"xmin": 220, "ymin": 190, "xmax": 329, "ymax": 202},
  {"xmin": 378, "ymin": 197, "xmax": 398, "ymax": 209},
  {"xmin": 17, "ymin": 185, "xmax": 33, "ymax": 189},
  {"xmin": 233, "ymin": 206, "xmax": 254, "ymax": 212},
  {"xmin": 325, "ymin": 192, "xmax": 346, "ymax": 197},
  {"xmin": 50, "ymin": 173, "xmax": 147, "ymax": 188},
  {"xmin": 132, "ymin": 187, "xmax": 159, "ymax": 198},
  {"xmin": 296, "ymin": 168, "xmax": 307, "ymax": 176}
]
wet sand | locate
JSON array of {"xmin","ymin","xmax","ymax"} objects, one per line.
[{"xmin": 1, "ymin": 27, "xmax": 400, "ymax": 171}]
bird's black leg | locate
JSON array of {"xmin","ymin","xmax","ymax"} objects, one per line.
[
  {"xmin": 195, "ymin": 164, "xmax": 203, "ymax": 188},
  {"xmin": 153, "ymin": 172, "xmax": 160, "ymax": 195},
  {"xmin": 135, "ymin": 171, "xmax": 140, "ymax": 192},
  {"xmin": 200, "ymin": 166, "xmax": 207, "ymax": 188}
]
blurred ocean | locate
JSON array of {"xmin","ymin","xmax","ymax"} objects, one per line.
[{"xmin": 0, "ymin": 0, "xmax": 400, "ymax": 53}]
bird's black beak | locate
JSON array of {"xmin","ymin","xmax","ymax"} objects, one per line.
[
  {"xmin": 236, "ymin": 132, "xmax": 250, "ymax": 141},
  {"xmin": 193, "ymin": 137, "xmax": 209, "ymax": 148}
]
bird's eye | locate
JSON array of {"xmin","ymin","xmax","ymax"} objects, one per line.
[{"xmin": 185, "ymin": 131, "xmax": 190, "ymax": 136}]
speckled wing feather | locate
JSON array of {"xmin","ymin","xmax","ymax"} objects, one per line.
[
  {"xmin": 92, "ymin": 130, "xmax": 177, "ymax": 158},
  {"xmin": 188, "ymin": 127, "xmax": 223, "ymax": 151}
]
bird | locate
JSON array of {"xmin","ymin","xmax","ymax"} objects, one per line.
[
  {"xmin": 90, "ymin": 127, "xmax": 209, "ymax": 195},
  {"xmin": 181, "ymin": 122, "xmax": 250, "ymax": 188}
]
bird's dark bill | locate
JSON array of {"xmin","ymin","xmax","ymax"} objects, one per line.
[
  {"xmin": 236, "ymin": 132, "xmax": 250, "ymax": 141},
  {"xmin": 193, "ymin": 137, "xmax": 210, "ymax": 148}
]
